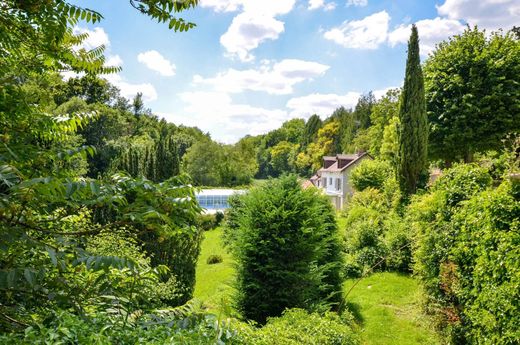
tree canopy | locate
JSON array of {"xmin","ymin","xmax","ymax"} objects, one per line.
[{"xmin": 424, "ymin": 27, "xmax": 520, "ymax": 163}]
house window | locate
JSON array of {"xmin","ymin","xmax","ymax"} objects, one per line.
[
  {"xmin": 322, "ymin": 177, "xmax": 327, "ymax": 187},
  {"xmin": 329, "ymin": 177, "xmax": 332, "ymax": 185},
  {"xmin": 336, "ymin": 178, "xmax": 340, "ymax": 190}
]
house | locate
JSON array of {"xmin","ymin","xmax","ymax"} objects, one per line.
[{"xmin": 308, "ymin": 152, "xmax": 372, "ymax": 210}]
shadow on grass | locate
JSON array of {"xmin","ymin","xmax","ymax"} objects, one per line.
[{"xmin": 346, "ymin": 301, "xmax": 364, "ymax": 325}]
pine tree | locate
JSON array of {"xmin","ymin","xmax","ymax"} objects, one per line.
[{"xmin": 397, "ymin": 25, "xmax": 428, "ymax": 196}]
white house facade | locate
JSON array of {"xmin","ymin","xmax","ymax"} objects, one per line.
[{"xmin": 309, "ymin": 152, "xmax": 372, "ymax": 210}]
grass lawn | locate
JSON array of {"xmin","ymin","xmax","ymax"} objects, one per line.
[
  {"xmin": 194, "ymin": 227, "xmax": 441, "ymax": 344},
  {"xmin": 194, "ymin": 227, "xmax": 235, "ymax": 314},
  {"xmin": 344, "ymin": 272, "xmax": 441, "ymax": 345}
]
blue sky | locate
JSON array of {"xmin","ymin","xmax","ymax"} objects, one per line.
[{"xmin": 70, "ymin": 0, "xmax": 519, "ymax": 143}]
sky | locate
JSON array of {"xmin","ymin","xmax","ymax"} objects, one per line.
[{"xmin": 70, "ymin": 0, "xmax": 520, "ymax": 143}]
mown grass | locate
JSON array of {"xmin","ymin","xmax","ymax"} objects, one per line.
[
  {"xmin": 194, "ymin": 227, "xmax": 235, "ymax": 314},
  {"xmin": 344, "ymin": 272, "xmax": 441, "ymax": 345},
  {"xmin": 194, "ymin": 227, "xmax": 441, "ymax": 344}
]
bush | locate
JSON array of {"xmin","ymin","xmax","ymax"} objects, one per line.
[
  {"xmin": 410, "ymin": 163, "xmax": 501, "ymax": 342},
  {"xmin": 449, "ymin": 180, "xmax": 519, "ymax": 344},
  {"xmin": 3, "ymin": 308, "xmax": 359, "ymax": 345},
  {"xmin": 215, "ymin": 211, "xmax": 225, "ymax": 226},
  {"xmin": 343, "ymin": 254, "xmax": 363, "ymax": 278},
  {"xmin": 383, "ymin": 215, "xmax": 412, "ymax": 272},
  {"xmin": 342, "ymin": 187, "xmax": 412, "ymax": 275},
  {"xmin": 226, "ymin": 175, "xmax": 344, "ymax": 324},
  {"xmin": 141, "ymin": 228, "xmax": 203, "ymax": 306},
  {"xmin": 432, "ymin": 163, "xmax": 492, "ymax": 207},
  {"xmin": 196, "ymin": 213, "xmax": 218, "ymax": 231},
  {"xmin": 350, "ymin": 159, "xmax": 393, "ymax": 191},
  {"xmin": 233, "ymin": 308, "xmax": 359, "ymax": 345},
  {"xmin": 206, "ymin": 254, "xmax": 223, "ymax": 264}
]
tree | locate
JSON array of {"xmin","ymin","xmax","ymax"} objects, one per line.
[
  {"xmin": 397, "ymin": 25, "xmax": 429, "ymax": 196},
  {"xmin": 133, "ymin": 92, "xmax": 145, "ymax": 116},
  {"xmin": 368, "ymin": 89, "xmax": 400, "ymax": 156},
  {"xmin": 182, "ymin": 139, "xmax": 222, "ymax": 186},
  {"xmin": 380, "ymin": 116, "xmax": 400, "ymax": 169},
  {"xmin": 350, "ymin": 159, "xmax": 393, "ymax": 191},
  {"xmin": 297, "ymin": 119, "xmax": 340, "ymax": 173},
  {"xmin": 354, "ymin": 92, "xmax": 376, "ymax": 129},
  {"xmin": 269, "ymin": 141, "xmax": 299, "ymax": 176},
  {"xmin": 225, "ymin": 175, "xmax": 344, "ymax": 324},
  {"xmin": 0, "ymin": 0, "xmax": 202, "ymax": 332},
  {"xmin": 302, "ymin": 114, "xmax": 323, "ymax": 146},
  {"xmin": 424, "ymin": 27, "xmax": 520, "ymax": 163}
]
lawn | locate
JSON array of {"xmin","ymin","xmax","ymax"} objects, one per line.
[
  {"xmin": 344, "ymin": 273, "xmax": 441, "ymax": 345},
  {"xmin": 194, "ymin": 227, "xmax": 441, "ymax": 344},
  {"xmin": 194, "ymin": 227, "xmax": 235, "ymax": 314}
]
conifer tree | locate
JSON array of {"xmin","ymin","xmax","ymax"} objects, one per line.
[{"xmin": 397, "ymin": 25, "xmax": 428, "ymax": 195}]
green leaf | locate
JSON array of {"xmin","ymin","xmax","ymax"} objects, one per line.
[{"xmin": 23, "ymin": 269, "xmax": 36, "ymax": 287}]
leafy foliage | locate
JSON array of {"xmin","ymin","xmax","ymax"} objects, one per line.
[
  {"xmin": 233, "ymin": 309, "xmax": 359, "ymax": 345},
  {"xmin": 0, "ymin": 0, "xmax": 205, "ymax": 337},
  {"xmin": 225, "ymin": 175, "xmax": 344, "ymax": 324},
  {"xmin": 342, "ymin": 175, "xmax": 410, "ymax": 276},
  {"xmin": 449, "ymin": 180, "xmax": 519, "ymax": 344},
  {"xmin": 409, "ymin": 164, "xmax": 494, "ymax": 342},
  {"xmin": 424, "ymin": 27, "xmax": 520, "ymax": 163},
  {"xmin": 350, "ymin": 159, "xmax": 392, "ymax": 191}
]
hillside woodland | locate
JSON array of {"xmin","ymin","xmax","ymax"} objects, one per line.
[{"xmin": 0, "ymin": 1, "xmax": 518, "ymax": 344}]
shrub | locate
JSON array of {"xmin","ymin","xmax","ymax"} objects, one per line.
[
  {"xmin": 215, "ymin": 211, "xmax": 225, "ymax": 226},
  {"xmin": 431, "ymin": 163, "xmax": 492, "ymax": 207},
  {"xmin": 141, "ymin": 228, "xmax": 203, "ymax": 306},
  {"xmin": 383, "ymin": 214, "xmax": 412, "ymax": 272},
  {"xmin": 343, "ymin": 254, "xmax": 363, "ymax": 278},
  {"xmin": 3, "ymin": 308, "xmax": 359, "ymax": 345},
  {"xmin": 206, "ymin": 254, "xmax": 223, "ymax": 264},
  {"xmin": 343, "ymin": 189, "xmax": 388, "ymax": 274},
  {"xmin": 449, "ymin": 180, "xmax": 519, "ymax": 344},
  {"xmin": 196, "ymin": 213, "xmax": 218, "ymax": 231},
  {"xmin": 233, "ymin": 308, "xmax": 359, "ymax": 345},
  {"xmin": 342, "ymin": 187, "xmax": 412, "ymax": 275},
  {"xmin": 350, "ymin": 159, "xmax": 393, "ymax": 191},
  {"xmin": 410, "ymin": 163, "xmax": 499, "ymax": 342},
  {"xmin": 227, "ymin": 175, "xmax": 344, "ymax": 324}
]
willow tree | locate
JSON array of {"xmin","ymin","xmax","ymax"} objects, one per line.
[{"xmin": 397, "ymin": 25, "xmax": 428, "ymax": 196}]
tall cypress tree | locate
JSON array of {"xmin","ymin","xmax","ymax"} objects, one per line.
[{"xmin": 397, "ymin": 25, "xmax": 428, "ymax": 196}]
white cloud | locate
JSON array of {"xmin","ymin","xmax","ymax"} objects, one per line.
[
  {"xmin": 103, "ymin": 74, "xmax": 158, "ymax": 102},
  {"xmin": 308, "ymin": 0, "xmax": 336, "ymax": 11},
  {"xmin": 437, "ymin": 0, "xmax": 520, "ymax": 31},
  {"xmin": 163, "ymin": 91, "xmax": 288, "ymax": 143},
  {"xmin": 72, "ymin": 27, "xmax": 110, "ymax": 51},
  {"xmin": 220, "ymin": 13, "xmax": 286, "ymax": 61},
  {"xmin": 217, "ymin": 0, "xmax": 296, "ymax": 61},
  {"xmin": 137, "ymin": 50, "xmax": 176, "ymax": 77},
  {"xmin": 64, "ymin": 27, "xmax": 157, "ymax": 103},
  {"xmin": 286, "ymin": 92, "xmax": 361, "ymax": 118},
  {"xmin": 347, "ymin": 0, "xmax": 368, "ymax": 7},
  {"xmin": 199, "ymin": 0, "xmax": 243, "ymax": 12},
  {"xmin": 388, "ymin": 17, "xmax": 465, "ymax": 55},
  {"xmin": 105, "ymin": 54, "xmax": 123, "ymax": 67},
  {"xmin": 193, "ymin": 59, "xmax": 330, "ymax": 95},
  {"xmin": 200, "ymin": 0, "xmax": 295, "ymax": 15},
  {"xmin": 324, "ymin": 11, "xmax": 390, "ymax": 49}
]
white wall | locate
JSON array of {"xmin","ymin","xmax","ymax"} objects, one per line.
[{"xmin": 321, "ymin": 171, "xmax": 342, "ymax": 195}]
